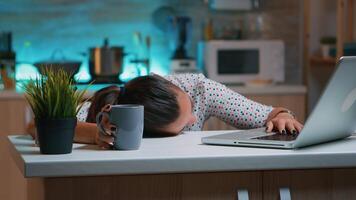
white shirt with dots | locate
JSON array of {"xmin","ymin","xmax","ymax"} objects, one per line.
[{"xmin": 164, "ymin": 73, "xmax": 273, "ymax": 131}]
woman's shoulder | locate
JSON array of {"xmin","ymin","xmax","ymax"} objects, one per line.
[
  {"xmin": 160, "ymin": 73, "xmax": 208, "ymax": 99},
  {"xmin": 80, "ymin": 101, "xmax": 92, "ymax": 108},
  {"xmin": 77, "ymin": 101, "xmax": 92, "ymax": 122},
  {"xmin": 164, "ymin": 73, "xmax": 206, "ymax": 81},
  {"xmin": 163, "ymin": 73, "xmax": 207, "ymax": 88}
]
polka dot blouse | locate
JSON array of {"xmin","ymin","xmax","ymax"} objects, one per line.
[
  {"xmin": 77, "ymin": 73, "xmax": 273, "ymax": 131},
  {"xmin": 77, "ymin": 101, "xmax": 91, "ymax": 122},
  {"xmin": 164, "ymin": 73, "xmax": 273, "ymax": 131}
]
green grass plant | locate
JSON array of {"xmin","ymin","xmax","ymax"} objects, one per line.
[{"xmin": 23, "ymin": 68, "xmax": 87, "ymax": 119}]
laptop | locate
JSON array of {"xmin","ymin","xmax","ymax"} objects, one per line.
[{"xmin": 201, "ymin": 56, "xmax": 356, "ymax": 149}]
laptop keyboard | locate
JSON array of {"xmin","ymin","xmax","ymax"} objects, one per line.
[{"xmin": 252, "ymin": 133, "xmax": 297, "ymax": 141}]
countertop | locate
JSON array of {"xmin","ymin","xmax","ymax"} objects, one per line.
[
  {"xmin": 0, "ymin": 84, "xmax": 110, "ymax": 100},
  {"xmin": 0, "ymin": 84, "xmax": 307, "ymax": 100},
  {"xmin": 7, "ymin": 131, "xmax": 356, "ymax": 178}
]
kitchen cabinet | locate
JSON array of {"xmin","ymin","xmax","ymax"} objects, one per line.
[
  {"xmin": 181, "ymin": 172, "xmax": 262, "ymax": 200},
  {"xmin": 263, "ymin": 169, "xmax": 356, "ymax": 200},
  {"xmin": 0, "ymin": 95, "xmax": 29, "ymax": 135},
  {"xmin": 18, "ymin": 169, "xmax": 356, "ymax": 200},
  {"xmin": 0, "ymin": 137, "xmax": 27, "ymax": 200},
  {"xmin": 0, "ymin": 94, "xmax": 29, "ymax": 200},
  {"xmin": 42, "ymin": 172, "xmax": 262, "ymax": 200}
]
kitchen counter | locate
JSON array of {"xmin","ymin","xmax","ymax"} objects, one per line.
[
  {"xmin": 0, "ymin": 83, "xmax": 113, "ymax": 100},
  {"xmin": 7, "ymin": 131, "xmax": 356, "ymax": 178},
  {"xmin": 0, "ymin": 84, "xmax": 306, "ymax": 100},
  {"xmin": 7, "ymin": 131, "xmax": 356, "ymax": 200}
]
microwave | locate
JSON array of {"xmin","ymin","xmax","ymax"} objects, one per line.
[{"xmin": 198, "ymin": 40, "xmax": 285, "ymax": 84}]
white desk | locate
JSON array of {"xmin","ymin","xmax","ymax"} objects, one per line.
[
  {"xmin": 7, "ymin": 131, "xmax": 356, "ymax": 178},
  {"xmin": 6, "ymin": 131, "xmax": 356, "ymax": 200}
]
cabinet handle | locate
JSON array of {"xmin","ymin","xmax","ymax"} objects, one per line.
[
  {"xmin": 279, "ymin": 187, "xmax": 291, "ymax": 200},
  {"xmin": 237, "ymin": 188, "xmax": 249, "ymax": 200}
]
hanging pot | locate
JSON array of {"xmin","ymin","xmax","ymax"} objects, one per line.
[{"xmin": 88, "ymin": 38, "xmax": 125, "ymax": 83}]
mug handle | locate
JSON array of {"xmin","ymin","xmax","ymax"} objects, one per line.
[{"xmin": 96, "ymin": 104, "xmax": 116, "ymax": 137}]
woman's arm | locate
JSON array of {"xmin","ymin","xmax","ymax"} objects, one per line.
[
  {"xmin": 76, "ymin": 120, "xmax": 114, "ymax": 148},
  {"xmin": 26, "ymin": 120, "xmax": 99, "ymax": 145},
  {"xmin": 74, "ymin": 122, "xmax": 97, "ymax": 144},
  {"xmin": 203, "ymin": 78, "xmax": 273, "ymax": 129},
  {"xmin": 202, "ymin": 77, "xmax": 303, "ymax": 132}
]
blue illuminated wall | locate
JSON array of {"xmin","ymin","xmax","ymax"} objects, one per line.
[
  {"xmin": 1, "ymin": 0, "xmax": 185, "ymax": 82},
  {"xmin": 0, "ymin": 0, "xmax": 303, "ymax": 84}
]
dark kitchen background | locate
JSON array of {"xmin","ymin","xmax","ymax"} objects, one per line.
[
  {"xmin": 0, "ymin": 0, "xmax": 303, "ymax": 83},
  {"xmin": 3, "ymin": 1, "xmax": 356, "ymax": 199}
]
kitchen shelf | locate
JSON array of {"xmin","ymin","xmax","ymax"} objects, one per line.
[
  {"xmin": 309, "ymin": 56, "xmax": 336, "ymax": 66},
  {"xmin": 303, "ymin": 0, "xmax": 353, "ymax": 114}
]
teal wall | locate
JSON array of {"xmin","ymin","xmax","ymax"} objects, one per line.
[
  {"xmin": 0, "ymin": 0, "xmax": 303, "ymax": 84},
  {"xmin": 1, "ymin": 0, "xmax": 179, "ymax": 82}
]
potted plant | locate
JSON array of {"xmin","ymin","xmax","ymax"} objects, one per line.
[
  {"xmin": 23, "ymin": 68, "xmax": 87, "ymax": 154},
  {"xmin": 320, "ymin": 36, "xmax": 336, "ymax": 58}
]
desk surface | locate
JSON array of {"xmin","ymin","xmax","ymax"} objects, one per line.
[{"xmin": 7, "ymin": 131, "xmax": 356, "ymax": 178}]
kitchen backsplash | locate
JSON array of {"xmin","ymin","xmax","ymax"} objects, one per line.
[{"xmin": 0, "ymin": 0, "xmax": 302, "ymax": 84}]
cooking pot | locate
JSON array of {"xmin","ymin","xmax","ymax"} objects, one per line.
[
  {"xmin": 33, "ymin": 49, "xmax": 81, "ymax": 79},
  {"xmin": 89, "ymin": 38, "xmax": 125, "ymax": 83}
]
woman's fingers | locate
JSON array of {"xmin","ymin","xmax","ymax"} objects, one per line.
[
  {"xmin": 265, "ymin": 121, "xmax": 274, "ymax": 132},
  {"xmin": 266, "ymin": 119, "xmax": 289, "ymax": 134},
  {"xmin": 285, "ymin": 121, "xmax": 296, "ymax": 134},
  {"xmin": 97, "ymin": 140, "xmax": 112, "ymax": 150},
  {"xmin": 109, "ymin": 124, "xmax": 117, "ymax": 133},
  {"xmin": 95, "ymin": 132, "xmax": 114, "ymax": 149},
  {"xmin": 100, "ymin": 134, "xmax": 114, "ymax": 145},
  {"xmin": 266, "ymin": 114, "xmax": 304, "ymax": 135},
  {"xmin": 275, "ymin": 119, "xmax": 286, "ymax": 134},
  {"xmin": 101, "ymin": 124, "xmax": 117, "ymax": 136},
  {"xmin": 101, "ymin": 104, "xmax": 112, "ymax": 112}
]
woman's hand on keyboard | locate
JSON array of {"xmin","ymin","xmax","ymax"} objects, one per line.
[{"xmin": 265, "ymin": 108, "xmax": 303, "ymax": 134}]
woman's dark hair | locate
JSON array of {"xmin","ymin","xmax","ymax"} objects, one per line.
[
  {"xmin": 86, "ymin": 75, "xmax": 180, "ymax": 137},
  {"xmin": 86, "ymin": 85, "xmax": 121, "ymax": 123}
]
